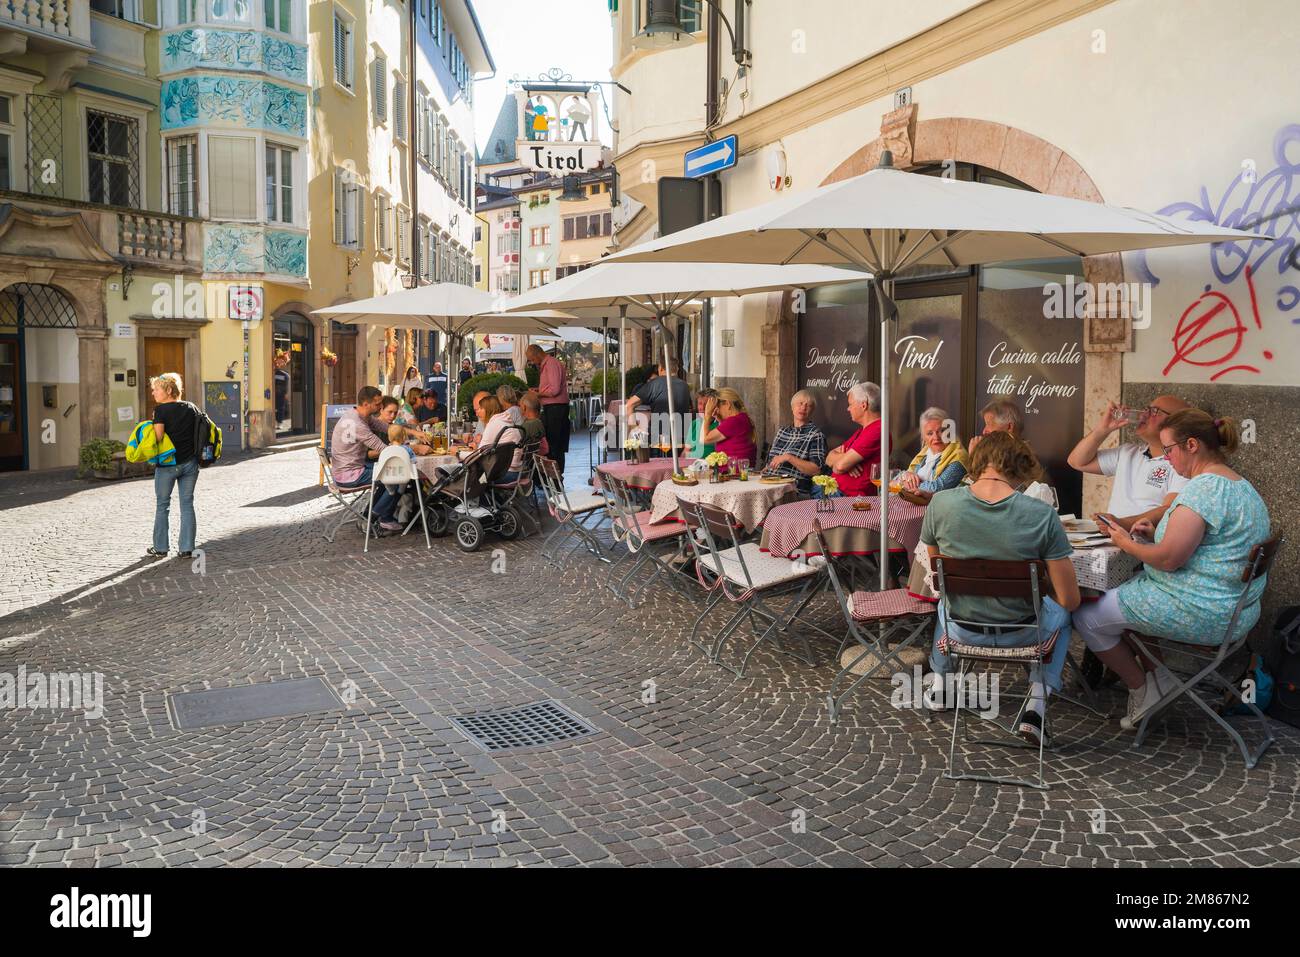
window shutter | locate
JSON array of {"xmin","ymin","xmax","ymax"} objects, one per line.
[
  {"xmin": 393, "ymin": 80, "xmax": 406, "ymax": 140},
  {"xmin": 333, "ymin": 169, "xmax": 344, "ymax": 245},
  {"xmin": 354, "ymin": 185, "xmax": 365, "ymax": 249},
  {"xmin": 333, "ymin": 17, "xmax": 345, "ymax": 85},
  {"xmin": 563, "ymin": 217, "xmax": 574, "ymax": 241},
  {"xmin": 373, "ymin": 58, "xmax": 387, "ymax": 121}
]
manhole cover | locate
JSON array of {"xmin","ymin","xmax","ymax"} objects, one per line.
[
  {"xmin": 169, "ymin": 677, "xmax": 344, "ymax": 730},
  {"xmin": 448, "ymin": 700, "xmax": 600, "ymax": 752}
]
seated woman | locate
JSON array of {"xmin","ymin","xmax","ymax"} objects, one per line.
[
  {"xmin": 1074, "ymin": 410, "xmax": 1270, "ymax": 730},
  {"xmin": 699, "ymin": 388, "xmax": 757, "ymax": 465},
  {"xmin": 922, "ymin": 431, "xmax": 1081, "ymax": 744},
  {"xmin": 496, "ymin": 384, "xmax": 524, "ymax": 426},
  {"xmin": 687, "ymin": 388, "xmax": 718, "ymax": 460},
  {"xmin": 476, "ymin": 395, "xmax": 524, "ymax": 483},
  {"xmin": 898, "ymin": 406, "xmax": 969, "ymax": 495},
  {"xmin": 398, "ymin": 387, "xmax": 423, "ymax": 424}
]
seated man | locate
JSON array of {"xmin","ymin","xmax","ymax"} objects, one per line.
[
  {"xmin": 329, "ymin": 386, "xmax": 402, "ymax": 532},
  {"xmin": 823, "ymin": 381, "xmax": 882, "ymax": 498},
  {"xmin": 415, "ymin": 390, "xmax": 447, "ymax": 425},
  {"xmin": 967, "ymin": 399, "xmax": 1024, "ymax": 456},
  {"xmin": 1067, "ymin": 395, "xmax": 1190, "ymax": 531},
  {"xmin": 519, "ymin": 392, "xmax": 550, "ymax": 457},
  {"xmin": 764, "ymin": 389, "xmax": 827, "ymax": 494}
]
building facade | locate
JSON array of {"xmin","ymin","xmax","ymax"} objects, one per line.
[{"xmin": 608, "ymin": 0, "xmax": 1299, "ymax": 636}]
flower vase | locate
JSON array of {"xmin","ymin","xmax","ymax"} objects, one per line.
[
  {"xmin": 816, "ymin": 495, "xmax": 835, "ymax": 513},
  {"xmin": 710, "ymin": 467, "xmax": 721, "ymax": 484},
  {"xmin": 635, "ymin": 447, "xmax": 650, "ymax": 464}
]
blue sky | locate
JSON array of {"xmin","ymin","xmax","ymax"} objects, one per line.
[{"xmin": 471, "ymin": 0, "xmax": 615, "ymax": 151}]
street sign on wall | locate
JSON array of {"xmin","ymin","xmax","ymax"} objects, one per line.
[
  {"xmin": 228, "ymin": 286, "xmax": 264, "ymax": 322},
  {"xmin": 684, "ymin": 135, "xmax": 738, "ymax": 179}
]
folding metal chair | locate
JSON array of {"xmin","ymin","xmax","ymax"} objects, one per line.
[
  {"xmin": 318, "ymin": 447, "xmax": 374, "ymax": 543},
  {"xmin": 535, "ymin": 455, "xmax": 611, "ymax": 564},
  {"xmin": 1126, "ymin": 534, "xmax": 1283, "ymax": 769},
  {"xmin": 491, "ymin": 435, "xmax": 544, "ymax": 536},
  {"xmin": 934, "ymin": 556, "xmax": 1063, "ymax": 791},
  {"xmin": 677, "ymin": 497, "xmax": 833, "ymax": 677},
  {"xmin": 601, "ymin": 472, "xmax": 691, "ymax": 608},
  {"xmin": 813, "ymin": 519, "xmax": 936, "ymax": 724},
  {"xmin": 364, "ymin": 446, "xmax": 431, "ymax": 553}
]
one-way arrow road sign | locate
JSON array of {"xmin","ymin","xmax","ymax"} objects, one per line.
[{"xmin": 684, "ymin": 135, "xmax": 738, "ymax": 179}]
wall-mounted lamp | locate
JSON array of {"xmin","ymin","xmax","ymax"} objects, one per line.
[{"xmin": 632, "ymin": 0, "xmax": 751, "ymax": 66}]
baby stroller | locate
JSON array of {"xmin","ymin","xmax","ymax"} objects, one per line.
[{"xmin": 424, "ymin": 440, "xmax": 525, "ymax": 552}]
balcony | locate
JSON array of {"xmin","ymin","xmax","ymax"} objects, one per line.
[
  {"xmin": 117, "ymin": 212, "xmax": 191, "ymax": 266},
  {"xmin": 0, "ymin": 0, "xmax": 93, "ymax": 54}
]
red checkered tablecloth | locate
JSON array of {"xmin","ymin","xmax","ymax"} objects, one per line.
[
  {"xmin": 759, "ymin": 494, "xmax": 927, "ymax": 558},
  {"xmin": 595, "ymin": 457, "xmax": 696, "ymax": 491}
]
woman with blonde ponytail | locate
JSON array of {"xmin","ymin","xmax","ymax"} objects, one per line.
[{"xmin": 1075, "ymin": 409, "xmax": 1272, "ymax": 730}]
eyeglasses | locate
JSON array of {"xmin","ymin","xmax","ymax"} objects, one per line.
[
  {"xmin": 1144, "ymin": 405, "xmax": 1175, "ymax": 418},
  {"xmin": 1160, "ymin": 439, "xmax": 1187, "ymax": 455}
]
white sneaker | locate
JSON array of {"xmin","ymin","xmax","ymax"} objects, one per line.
[{"xmin": 1120, "ymin": 672, "xmax": 1161, "ymax": 731}]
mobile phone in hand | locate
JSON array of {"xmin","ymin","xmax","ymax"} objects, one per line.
[{"xmin": 1096, "ymin": 513, "xmax": 1116, "ymax": 529}]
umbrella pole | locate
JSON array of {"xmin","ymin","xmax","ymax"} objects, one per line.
[
  {"xmin": 875, "ymin": 276, "xmax": 896, "ymax": 592},
  {"xmin": 619, "ymin": 306, "xmax": 627, "ymax": 462},
  {"xmin": 660, "ymin": 312, "xmax": 679, "ymax": 476},
  {"xmin": 601, "ymin": 316, "xmax": 608, "ymax": 465}
]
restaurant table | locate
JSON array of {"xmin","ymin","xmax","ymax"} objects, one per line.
[
  {"xmin": 414, "ymin": 454, "xmax": 463, "ymax": 481},
  {"xmin": 905, "ymin": 540, "xmax": 1143, "ymax": 600},
  {"xmin": 594, "ymin": 457, "xmax": 696, "ymax": 491},
  {"xmin": 759, "ymin": 494, "xmax": 927, "ymax": 559},
  {"xmin": 648, "ymin": 474, "xmax": 799, "ymax": 533}
]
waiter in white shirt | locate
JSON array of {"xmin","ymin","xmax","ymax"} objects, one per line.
[{"xmin": 1067, "ymin": 394, "xmax": 1191, "ymax": 530}]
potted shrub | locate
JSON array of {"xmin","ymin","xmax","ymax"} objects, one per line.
[{"xmin": 79, "ymin": 438, "xmax": 128, "ymax": 480}]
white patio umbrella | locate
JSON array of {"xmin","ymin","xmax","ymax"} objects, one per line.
[
  {"xmin": 607, "ymin": 151, "xmax": 1269, "ymax": 588},
  {"xmin": 504, "ymin": 261, "xmax": 865, "ymax": 473},
  {"xmin": 313, "ymin": 283, "xmax": 570, "ymax": 414}
]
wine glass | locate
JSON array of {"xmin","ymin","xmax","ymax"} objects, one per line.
[{"xmin": 870, "ymin": 462, "xmax": 881, "ymax": 488}]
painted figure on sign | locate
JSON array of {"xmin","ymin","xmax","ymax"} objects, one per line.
[{"xmin": 565, "ymin": 97, "xmax": 591, "ymax": 142}]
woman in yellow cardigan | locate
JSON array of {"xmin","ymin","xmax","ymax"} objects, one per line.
[{"xmin": 898, "ymin": 406, "xmax": 970, "ymax": 494}]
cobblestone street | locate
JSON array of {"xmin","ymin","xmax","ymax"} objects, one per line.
[{"xmin": 2, "ymin": 446, "xmax": 1298, "ymax": 868}]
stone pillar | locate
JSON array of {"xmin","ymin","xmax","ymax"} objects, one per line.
[
  {"xmin": 761, "ymin": 291, "xmax": 796, "ymax": 440},
  {"xmin": 76, "ymin": 326, "xmax": 110, "ymax": 441},
  {"xmin": 1081, "ymin": 252, "xmax": 1131, "ymax": 516}
]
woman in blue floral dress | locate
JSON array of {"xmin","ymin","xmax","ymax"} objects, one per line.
[{"xmin": 1074, "ymin": 410, "xmax": 1270, "ymax": 730}]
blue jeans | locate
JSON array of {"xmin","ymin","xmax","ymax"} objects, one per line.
[
  {"xmin": 154, "ymin": 458, "xmax": 200, "ymax": 553},
  {"xmin": 929, "ymin": 597, "xmax": 1073, "ymax": 692},
  {"xmin": 338, "ymin": 462, "xmax": 398, "ymax": 522}
]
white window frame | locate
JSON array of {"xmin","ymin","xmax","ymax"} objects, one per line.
[
  {"xmin": 0, "ymin": 87, "xmax": 26, "ymax": 193},
  {"xmin": 206, "ymin": 0, "xmax": 251, "ymax": 25},
  {"xmin": 264, "ymin": 140, "xmax": 297, "ymax": 225},
  {"xmin": 263, "ymin": 0, "xmax": 291, "ymax": 34},
  {"xmin": 164, "ymin": 134, "xmax": 199, "ymax": 217},
  {"xmin": 332, "ymin": 7, "xmax": 355, "ymax": 93},
  {"xmin": 528, "ymin": 268, "xmax": 549, "ymax": 290}
]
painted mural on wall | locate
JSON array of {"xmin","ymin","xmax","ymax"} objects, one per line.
[
  {"xmin": 264, "ymin": 230, "xmax": 307, "ymax": 277},
  {"xmin": 1128, "ymin": 123, "xmax": 1299, "ymax": 386},
  {"xmin": 161, "ymin": 29, "xmax": 308, "ymax": 84},
  {"xmin": 204, "ymin": 224, "xmax": 264, "ymax": 274},
  {"xmin": 161, "ymin": 77, "xmax": 307, "ymax": 136}
]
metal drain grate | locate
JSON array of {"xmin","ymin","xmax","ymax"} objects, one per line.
[{"xmin": 448, "ymin": 700, "xmax": 600, "ymax": 752}]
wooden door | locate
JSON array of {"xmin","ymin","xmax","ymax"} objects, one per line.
[
  {"xmin": 144, "ymin": 337, "xmax": 186, "ymax": 417},
  {"xmin": 0, "ymin": 335, "xmax": 23, "ymax": 471},
  {"xmin": 330, "ymin": 330, "xmax": 356, "ymax": 405}
]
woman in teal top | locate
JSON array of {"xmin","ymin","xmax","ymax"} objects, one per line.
[
  {"xmin": 1075, "ymin": 410, "xmax": 1271, "ymax": 730},
  {"xmin": 687, "ymin": 388, "xmax": 718, "ymax": 459}
]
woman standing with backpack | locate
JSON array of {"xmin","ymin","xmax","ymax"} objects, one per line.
[{"xmin": 147, "ymin": 372, "xmax": 200, "ymax": 559}]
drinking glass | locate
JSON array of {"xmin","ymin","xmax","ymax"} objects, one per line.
[
  {"xmin": 870, "ymin": 463, "xmax": 881, "ymax": 488},
  {"xmin": 737, "ymin": 458, "xmax": 749, "ymax": 481}
]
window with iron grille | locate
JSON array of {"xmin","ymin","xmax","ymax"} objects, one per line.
[
  {"xmin": 265, "ymin": 0, "xmax": 289, "ymax": 31},
  {"xmin": 372, "ymin": 56, "xmax": 387, "ymax": 122},
  {"xmin": 393, "ymin": 77, "xmax": 406, "ymax": 142},
  {"xmin": 333, "ymin": 10, "xmax": 354, "ymax": 90},
  {"xmin": 166, "ymin": 135, "xmax": 197, "ymax": 217},
  {"xmin": 265, "ymin": 142, "xmax": 295, "ymax": 224},
  {"xmin": 87, "ymin": 110, "xmax": 139, "ymax": 208}
]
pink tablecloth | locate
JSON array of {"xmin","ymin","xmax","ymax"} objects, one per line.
[
  {"xmin": 649, "ymin": 475, "xmax": 798, "ymax": 533},
  {"xmin": 759, "ymin": 494, "xmax": 927, "ymax": 558},
  {"xmin": 595, "ymin": 457, "xmax": 695, "ymax": 491}
]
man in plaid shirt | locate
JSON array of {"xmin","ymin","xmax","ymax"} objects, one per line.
[{"xmin": 763, "ymin": 390, "xmax": 827, "ymax": 494}]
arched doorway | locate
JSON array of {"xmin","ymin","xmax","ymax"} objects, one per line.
[
  {"xmin": 0, "ymin": 282, "xmax": 78, "ymax": 472},
  {"xmin": 272, "ymin": 311, "xmax": 315, "ymax": 435}
]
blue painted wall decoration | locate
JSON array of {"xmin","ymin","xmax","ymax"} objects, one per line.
[
  {"xmin": 162, "ymin": 76, "xmax": 307, "ymax": 136},
  {"xmin": 265, "ymin": 229, "xmax": 307, "ymax": 277},
  {"xmin": 204, "ymin": 224, "xmax": 264, "ymax": 274},
  {"xmin": 161, "ymin": 28, "xmax": 307, "ymax": 85}
]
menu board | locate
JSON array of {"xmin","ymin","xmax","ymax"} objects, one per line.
[{"xmin": 797, "ymin": 285, "xmax": 873, "ymax": 449}]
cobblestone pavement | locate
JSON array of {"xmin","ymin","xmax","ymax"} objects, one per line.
[{"xmin": 1, "ymin": 444, "xmax": 1298, "ymax": 867}]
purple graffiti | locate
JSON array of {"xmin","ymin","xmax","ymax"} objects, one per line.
[{"xmin": 1134, "ymin": 123, "xmax": 1300, "ymax": 318}]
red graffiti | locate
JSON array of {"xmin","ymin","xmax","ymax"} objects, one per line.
[{"xmin": 1164, "ymin": 265, "xmax": 1274, "ymax": 381}]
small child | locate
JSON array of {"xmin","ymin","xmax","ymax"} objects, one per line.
[{"xmin": 387, "ymin": 424, "xmax": 417, "ymax": 461}]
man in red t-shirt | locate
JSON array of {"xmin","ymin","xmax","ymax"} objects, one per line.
[{"xmin": 824, "ymin": 381, "xmax": 883, "ymax": 497}]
